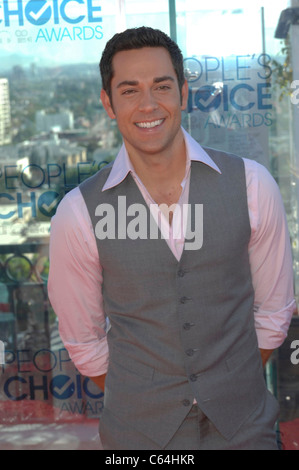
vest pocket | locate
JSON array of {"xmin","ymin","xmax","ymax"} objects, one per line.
[
  {"xmin": 225, "ymin": 340, "xmax": 262, "ymax": 373},
  {"xmin": 110, "ymin": 346, "xmax": 155, "ymax": 381}
]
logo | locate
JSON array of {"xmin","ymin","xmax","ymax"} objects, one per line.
[
  {"xmin": 94, "ymin": 197, "xmax": 204, "ymax": 251},
  {"xmin": 49, "ymin": 374, "xmax": 75, "ymax": 399},
  {"xmin": 24, "ymin": 0, "xmax": 52, "ymax": 26},
  {"xmin": 183, "ymin": 54, "xmax": 274, "ymax": 131},
  {"xmin": 0, "ymin": 341, "xmax": 5, "ymax": 365},
  {"xmin": 1, "ymin": 0, "xmax": 102, "ymax": 27},
  {"xmin": 0, "ymin": 0, "xmax": 104, "ymax": 43},
  {"xmin": 38, "ymin": 191, "xmax": 60, "ymax": 217},
  {"xmin": 290, "ymin": 340, "xmax": 299, "ymax": 365},
  {"xmin": 291, "ymin": 80, "xmax": 299, "ymax": 107}
]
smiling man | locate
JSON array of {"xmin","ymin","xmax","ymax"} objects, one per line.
[
  {"xmin": 101, "ymin": 47, "xmax": 187, "ymax": 162},
  {"xmin": 48, "ymin": 27, "xmax": 296, "ymax": 450},
  {"xmin": 100, "ymin": 45, "xmax": 189, "ymax": 217}
]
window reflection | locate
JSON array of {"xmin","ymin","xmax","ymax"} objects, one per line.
[{"xmin": 0, "ymin": 0, "xmax": 298, "ymax": 450}]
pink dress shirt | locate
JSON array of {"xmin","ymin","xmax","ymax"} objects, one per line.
[{"xmin": 48, "ymin": 129, "xmax": 296, "ymax": 377}]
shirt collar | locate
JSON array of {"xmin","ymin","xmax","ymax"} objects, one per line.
[{"xmin": 102, "ymin": 127, "xmax": 221, "ymax": 192}]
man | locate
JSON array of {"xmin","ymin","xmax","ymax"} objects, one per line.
[{"xmin": 48, "ymin": 27, "xmax": 296, "ymax": 450}]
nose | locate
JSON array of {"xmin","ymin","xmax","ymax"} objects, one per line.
[{"xmin": 138, "ymin": 90, "xmax": 159, "ymax": 113}]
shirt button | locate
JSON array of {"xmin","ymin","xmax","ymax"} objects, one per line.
[
  {"xmin": 189, "ymin": 374, "xmax": 197, "ymax": 382},
  {"xmin": 182, "ymin": 399, "xmax": 191, "ymax": 407},
  {"xmin": 186, "ymin": 349, "xmax": 195, "ymax": 357}
]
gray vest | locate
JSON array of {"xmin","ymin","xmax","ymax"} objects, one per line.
[{"xmin": 80, "ymin": 147, "xmax": 269, "ymax": 447}]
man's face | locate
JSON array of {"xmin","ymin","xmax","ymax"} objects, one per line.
[{"xmin": 101, "ymin": 47, "xmax": 188, "ymax": 160}]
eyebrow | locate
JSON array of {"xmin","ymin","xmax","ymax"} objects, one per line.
[
  {"xmin": 153, "ymin": 75, "xmax": 175, "ymax": 84},
  {"xmin": 116, "ymin": 76, "xmax": 175, "ymax": 89},
  {"xmin": 116, "ymin": 80, "xmax": 139, "ymax": 89}
]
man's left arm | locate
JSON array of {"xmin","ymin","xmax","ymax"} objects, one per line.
[
  {"xmin": 260, "ymin": 349, "xmax": 274, "ymax": 367},
  {"xmin": 245, "ymin": 158, "xmax": 297, "ymax": 366}
]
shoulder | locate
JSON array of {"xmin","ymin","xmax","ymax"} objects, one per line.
[
  {"xmin": 243, "ymin": 158, "xmax": 281, "ymax": 202},
  {"xmin": 202, "ymin": 146, "xmax": 245, "ymax": 174},
  {"xmin": 79, "ymin": 161, "xmax": 114, "ymax": 194},
  {"xmin": 55, "ymin": 186, "xmax": 85, "ymax": 221},
  {"xmin": 51, "ymin": 186, "xmax": 93, "ymax": 244},
  {"xmin": 243, "ymin": 158, "xmax": 287, "ymax": 236}
]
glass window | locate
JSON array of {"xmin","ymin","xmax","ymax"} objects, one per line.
[
  {"xmin": 177, "ymin": 0, "xmax": 299, "ymax": 449},
  {"xmin": 0, "ymin": 0, "xmax": 298, "ymax": 450}
]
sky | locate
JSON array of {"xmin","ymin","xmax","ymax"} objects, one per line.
[{"xmin": 0, "ymin": 0, "xmax": 291, "ymax": 68}]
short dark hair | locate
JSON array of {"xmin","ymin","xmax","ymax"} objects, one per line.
[{"xmin": 99, "ymin": 27, "xmax": 185, "ymax": 100}]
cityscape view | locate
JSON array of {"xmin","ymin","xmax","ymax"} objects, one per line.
[{"xmin": 0, "ymin": 0, "xmax": 298, "ymax": 450}]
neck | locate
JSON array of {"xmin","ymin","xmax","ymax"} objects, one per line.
[
  {"xmin": 125, "ymin": 131, "xmax": 187, "ymax": 216},
  {"xmin": 125, "ymin": 131, "xmax": 187, "ymax": 188}
]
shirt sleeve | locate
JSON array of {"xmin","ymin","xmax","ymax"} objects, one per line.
[
  {"xmin": 48, "ymin": 187, "xmax": 109, "ymax": 377},
  {"xmin": 244, "ymin": 158, "xmax": 297, "ymax": 350}
]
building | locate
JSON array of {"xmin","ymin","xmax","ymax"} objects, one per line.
[
  {"xmin": 0, "ymin": 78, "xmax": 12, "ymax": 146},
  {"xmin": 35, "ymin": 109, "xmax": 74, "ymax": 133},
  {"xmin": 0, "ymin": 0, "xmax": 298, "ymax": 450}
]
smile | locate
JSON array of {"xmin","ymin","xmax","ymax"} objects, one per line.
[{"xmin": 135, "ymin": 119, "xmax": 164, "ymax": 129}]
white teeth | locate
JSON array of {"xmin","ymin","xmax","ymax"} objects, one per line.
[{"xmin": 136, "ymin": 119, "xmax": 163, "ymax": 128}]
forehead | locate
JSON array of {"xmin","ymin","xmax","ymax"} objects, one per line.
[{"xmin": 111, "ymin": 47, "xmax": 177, "ymax": 83}]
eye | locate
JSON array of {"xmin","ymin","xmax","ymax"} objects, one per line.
[
  {"xmin": 121, "ymin": 89, "xmax": 137, "ymax": 95},
  {"xmin": 156, "ymin": 85, "xmax": 171, "ymax": 91}
]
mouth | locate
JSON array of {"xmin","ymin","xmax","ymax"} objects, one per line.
[{"xmin": 135, "ymin": 119, "xmax": 165, "ymax": 129}]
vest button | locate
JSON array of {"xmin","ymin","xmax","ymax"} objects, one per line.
[
  {"xmin": 180, "ymin": 296, "xmax": 188, "ymax": 304},
  {"xmin": 186, "ymin": 349, "xmax": 195, "ymax": 357},
  {"xmin": 178, "ymin": 269, "xmax": 185, "ymax": 277},
  {"xmin": 183, "ymin": 322, "xmax": 192, "ymax": 330},
  {"xmin": 182, "ymin": 399, "xmax": 191, "ymax": 407},
  {"xmin": 189, "ymin": 374, "xmax": 197, "ymax": 382}
]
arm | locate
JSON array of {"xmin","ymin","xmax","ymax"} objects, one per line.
[
  {"xmin": 48, "ymin": 188, "xmax": 109, "ymax": 380},
  {"xmin": 245, "ymin": 159, "xmax": 296, "ymax": 354},
  {"xmin": 259, "ymin": 349, "xmax": 274, "ymax": 367},
  {"xmin": 90, "ymin": 374, "xmax": 107, "ymax": 392}
]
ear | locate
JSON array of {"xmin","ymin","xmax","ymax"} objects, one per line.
[
  {"xmin": 100, "ymin": 89, "xmax": 116, "ymax": 119},
  {"xmin": 180, "ymin": 79, "xmax": 189, "ymax": 111}
]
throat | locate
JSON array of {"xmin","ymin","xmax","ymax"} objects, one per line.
[{"xmin": 148, "ymin": 185, "xmax": 183, "ymax": 225}]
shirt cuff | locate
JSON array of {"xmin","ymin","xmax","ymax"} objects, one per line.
[
  {"xmin": 255, "ymin": 299, "xmax": 297, "ymax": 350},
  {"xmin": 62, "ymin": 336, "xmax": 109, "ymax": 377}
]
